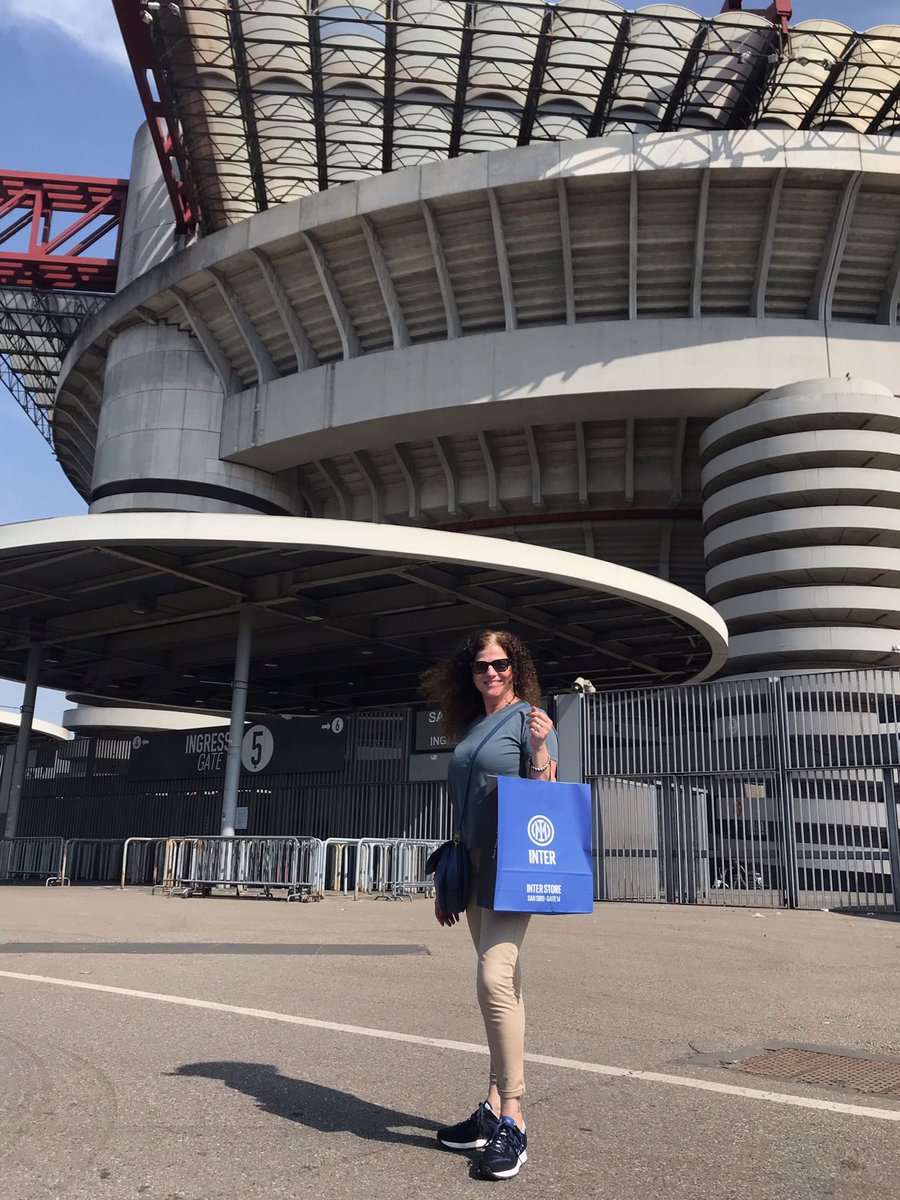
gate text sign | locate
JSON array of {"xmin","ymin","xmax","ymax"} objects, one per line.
[
  {"xmin": 127, "ymin": 717, "xmax": 348, "ymax": 780},
  {"xmin": 414, "ymin": 708, "xmax": 448, "ymax": 752}
]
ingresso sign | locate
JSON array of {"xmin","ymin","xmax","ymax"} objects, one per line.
[
  {"xmin": 127, "ymin": 717, "xmax": 348, "ymax": 780},
  {"xmin": 414, "ymin": 708, "xmax": 448, "ymax": 752}
]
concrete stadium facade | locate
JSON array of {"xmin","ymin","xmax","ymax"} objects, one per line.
[
  {"xmin": 3, "ymin": 2, "xmax": 900, "ymax": 904},
  {"xmin": 55, "ymin": 125, "xmax": 900, "ymax": 678}
]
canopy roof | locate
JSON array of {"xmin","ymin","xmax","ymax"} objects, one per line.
[
  {"xmin": 138, "ymin": 1, "xmax": 900, "ymax": 230},
  {"xmin": 0, "ymin": 712, "xmax": 71, "ymax": 745},
  {"xmin": 0, "ymin": 514, "xmax": 727, "ymax": 712}
]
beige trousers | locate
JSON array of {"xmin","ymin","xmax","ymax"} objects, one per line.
[{"xmin": 465, "ymin": 877, "xmax": 531, "ymax": 1099}]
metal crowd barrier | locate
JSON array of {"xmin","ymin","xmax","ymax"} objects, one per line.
[
  {"xmin": 355, "ymin": 838, "xmax": 398, "ymax": 899},
  {"xmin": 171, "ymin": 835, "xmax": 323, "ymax": 901},
  {"xmin": 0, "ymin": 836, "xmax": 64, "ymax": 884},
  {"xmin": 120, "ymin": 837, "xmax": 196, "ymax": 890},
  {"xmin": 318, "ymin": 836, "xmax": 441, "ymax": 899},
  {"xmin": 52, "ymin": 838, "xmax": 128, "ymax": 886},
  {"xmin": 392, "ymin": 838, "xmax": 441, "ymax": 899},
  {"xmin": 4, "ymin": 831, "xmax": 440, "ymax": 901}
]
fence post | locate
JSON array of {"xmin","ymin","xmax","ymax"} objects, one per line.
[
  {"xmin": 221, "ymin": 603, "xmax": 254, "ymax": 838},
  {"xmin": 769, "ymin": 677, "xmax": 799, "ymax": 909},
  {"xmin": 881, "ymin": 769, "xmax": 900, "ymax": 915},
  {"xmin": 678, "ymin": 781, "xmax": 700, "ymax": 905},
  {"xmin": 554, "ymin": 691, "xmax": 585, "ymax": 783},
  {"xmin": 659, "ymin": 777, "xmax": 678, "ymax": 904}
]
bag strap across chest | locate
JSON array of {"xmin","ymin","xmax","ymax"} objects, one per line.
[{"xmin": 456, "ymin": 701, "xmax": 528, "ymax": 840}]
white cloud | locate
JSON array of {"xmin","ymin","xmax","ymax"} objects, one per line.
[{"xmin": 0, "ymin": 0, "xmax": 129, "ymax": 68}]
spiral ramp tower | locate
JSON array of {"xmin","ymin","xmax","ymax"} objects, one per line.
[{"xmin": 702, "ymin": 380, "xmax": 900, "ymax": 673}]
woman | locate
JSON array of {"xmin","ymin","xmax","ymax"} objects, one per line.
[{"xmin": 421, "ymin": 629, "xmax": 558, "ymax": 1180}]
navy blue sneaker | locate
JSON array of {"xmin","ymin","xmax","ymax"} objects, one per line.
[
  {"xmin": 480, "ymin": 1116, "xmax": 528, "ymax": 1179},
  {"xmin": 437, "ymin": 1100, "xmax": 499, "ymax": 1150}
]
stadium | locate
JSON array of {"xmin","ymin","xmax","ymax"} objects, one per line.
[{"xmin": 1, "ymin": 0, "xmax": 899, "ymax": 910}]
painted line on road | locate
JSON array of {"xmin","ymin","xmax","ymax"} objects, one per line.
[{"xmin": 1, "ymin": 969, "xmax": 898, "ymax": 1123}]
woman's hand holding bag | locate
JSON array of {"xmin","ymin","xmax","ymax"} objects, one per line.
[{"xmin": 434, "ymin": 898, "xmax": 459, "ymax": 926}]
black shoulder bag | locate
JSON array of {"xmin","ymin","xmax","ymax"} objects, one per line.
[{"xmin": 426, "ymin": 703, "xmax": 526, "ymax": 916}]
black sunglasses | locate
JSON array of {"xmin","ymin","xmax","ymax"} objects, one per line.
[{"xmin": 471, "ymin": 658, "xmax": 511, "ymax": 674}]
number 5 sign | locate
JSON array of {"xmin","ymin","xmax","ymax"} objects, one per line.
[{"xmin": 241, "ymin": 724, "xmax": 275, "ymax": 772}]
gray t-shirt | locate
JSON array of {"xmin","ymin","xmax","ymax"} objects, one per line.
[{"xmin": 448, "ymin": 702, "xmax": 560, "ymax": 847}]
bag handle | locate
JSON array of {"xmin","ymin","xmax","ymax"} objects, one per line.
[{"xmin": 456, "ymin": 701, "xmax": 528, "ymax": 841}]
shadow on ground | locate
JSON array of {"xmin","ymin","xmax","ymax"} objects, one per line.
[
  {"xmin": 171, "ymin": 1061, "xmax": 440, "ymax": 1150},
  {"xmin": 828, "ymin": 910, "xmax": 899, "ymax": 922}
]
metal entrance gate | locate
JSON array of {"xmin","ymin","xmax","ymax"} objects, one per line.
[
  {"xmin": 591, "ymin": 778, "xmax": 662, "ymax": 902},
  {"xmin": 584, "ymin": 671, "xmax": 900, "ymax": 912},
  {"xmin": 591, "ymin": 775, "xmax": 777, "ymax": 906}
]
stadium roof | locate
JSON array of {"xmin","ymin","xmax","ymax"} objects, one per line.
[
  {"xmin": 121, "ymin": 1, "xmax": 900, "ymax": 233},
  {"xmin": 6, "ymin": 3, "xmax": 900, "ymax": 448}
]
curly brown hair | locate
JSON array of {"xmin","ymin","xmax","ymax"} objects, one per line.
[{"xmin": 420, "ymin": 629, "xmax": 542, "ymax": 745}]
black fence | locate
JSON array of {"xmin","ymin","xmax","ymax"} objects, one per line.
[
  {"xmin": 13, "ymin": 669, "xmax": 900, "ymax": 911},
  {"xmin": 18, "ymin": 710, "xmax": 451, "ymax": 845}
]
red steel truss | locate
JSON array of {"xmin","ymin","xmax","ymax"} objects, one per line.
[
  {"xmin": 0, "ymin": 172, "xmax": 128, "ymax": 291},
  {"xmin": 112, "ymin": 0, "xmax": 197, "ymax": 235},
  {"xmin": 720, "ymin": 1, "xmax": 793, "ymax": 34}
]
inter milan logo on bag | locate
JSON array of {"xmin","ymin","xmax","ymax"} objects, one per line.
[
  {"xmin": 527, "ymin": 814, "xmax": 555, "ymax": 847},
  {"xmin": 526, "ymin": 814, "xmax": 557, "ymax": 864}
]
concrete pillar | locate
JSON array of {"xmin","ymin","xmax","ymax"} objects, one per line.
[
  {"xmin": 220, "ymin": 605, "xmax": 254, "ymax": 837},
  {"xmin": 91, "ymin": 321, "xmax": 302, "ymax": 515},
  {"xmin": 91, "ymin": 122, "xmax": 302, "ymax": 516},
  {"xmin": 701, "ymin": 378, "xmax": 900, "ymax": 674},
  {"xmin": 3, "ymin": 644, "xmax": 42, "ymax": 839}
]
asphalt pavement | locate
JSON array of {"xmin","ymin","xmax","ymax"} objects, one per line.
[{"xmin": 0, "ymin": 888, "xmax": 898, "ymax": 1200}]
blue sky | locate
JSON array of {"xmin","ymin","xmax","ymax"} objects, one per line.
[{"xmin": 0, "ymin": 0, "xmax": 894, "ymax": 723}]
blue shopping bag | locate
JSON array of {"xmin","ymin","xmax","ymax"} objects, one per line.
[{"xmin": 477, "ymin": 776, "xmax": 594, "ymax": 914}]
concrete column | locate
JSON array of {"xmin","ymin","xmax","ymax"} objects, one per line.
[
  {"xmin": 220, "ymin": 605, "xmax": 254, "ymax": 837},
  {"xmin": 91, "ymin": 322, "xmax": 302, "ymax": 515},
  {"xmin": 92, "ymin": 121, "xmax": 302, "ymax": 517},
  {"xmin": 3, "ymin": 644, "xmax": 42, "ymax": 839}
]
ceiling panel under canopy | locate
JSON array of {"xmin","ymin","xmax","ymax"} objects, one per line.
[{"xmin": 0, "ymin": 513, "xmax": 727, "ymax": 710}]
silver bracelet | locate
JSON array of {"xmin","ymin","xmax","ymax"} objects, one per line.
[{"xmin": 528, "ymin": 756, "xmax": 551, "ymax": 774}]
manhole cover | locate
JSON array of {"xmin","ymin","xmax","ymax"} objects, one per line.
[{"xmin": 730, "ymin": 1047, "xmax": 900, "ymax": 1097}]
